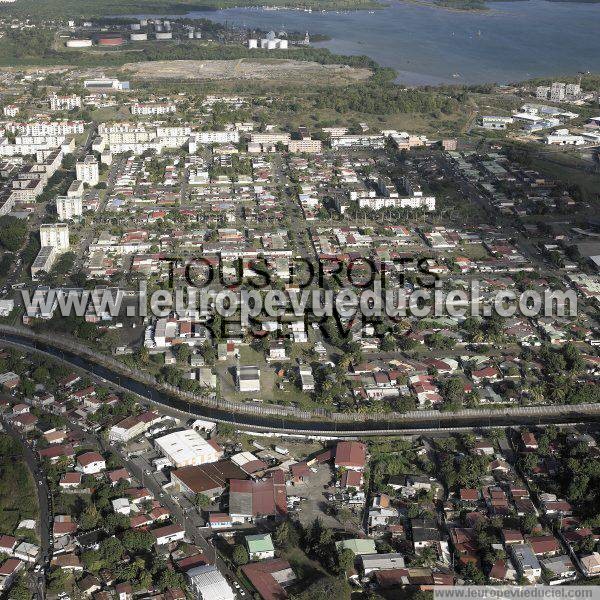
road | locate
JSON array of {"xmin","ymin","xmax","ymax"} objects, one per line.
[
  {"xmin": 1, "ymin": 417, "xmax": 50, "ymax": 599},
  {"xmin": 1, "ymin": 331, "xmax": 600, "ymax": 437}
]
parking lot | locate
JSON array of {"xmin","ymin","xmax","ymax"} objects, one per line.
[{"xmin": 286, "ymin": 464, "xmax": 341, "ymax": 529}]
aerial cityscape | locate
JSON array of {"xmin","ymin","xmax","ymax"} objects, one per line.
[{"xmin": 0, "ymin": 0, "xmax": 598, "ymax": 599}]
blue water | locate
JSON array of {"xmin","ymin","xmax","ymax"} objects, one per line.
[{"xmin": 167, "ymin": 0, "xmax": 600, "ymax": 85}]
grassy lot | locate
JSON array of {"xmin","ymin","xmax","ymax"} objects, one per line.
[
  {"xmin": 530, "ymin": 152, "xmax": 600, "ymax": 205},
  {"xmin": 0, "ymin": 435, "xmax": 39, "ymax": 536}
]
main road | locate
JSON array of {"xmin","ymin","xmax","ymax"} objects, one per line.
[
  {"xmin": 1, "ymin": 327, "xmax": 599, "ymax": 437},
  {"xmin": 1, "ymin": 417, "xmax": 50, "ymax": 599}
]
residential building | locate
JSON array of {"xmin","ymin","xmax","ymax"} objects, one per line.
[
  {"xmin": 361, "ymin": 553, "xmax": 405, "ymax": 576},
  {"xmin": 288, "ymin": 139, "xmax": 322, "ymax": 154},
  {"xmin": 131, "ymin": 102, "xmax": 176, "ymax": 115},
  {"xmin": 40, "ymin": 223, "xmax": 70, "ymax": 250},
  {"xmin": 335, "ymin": 538, "xmax": 377, "ymax": 556},
  {"xmin": 76, "ymin": 155, "xmax": 99, "ymax": 186},
  {"xmin": 510, "ymin": 543, "xmax": 542, "ymax": 581},
  {"xmin": 228, "ymin": 471, "xmax": 287, "ymax": 523},
  {"xmin": 152, "ymin": 524, "xmax": 186, "ymax": 546},
  {"xmin": 334, "ymin": 441, "xmax": 367, "ymax": 471},
  {"xmin": 50, "ymin": 94, "xmax": 82, "ymax": 111},
  {"xmin": 76, "ymin": 452, "xmax": 106, "ymax": 475},
  {"xmin": 108, "ymin": 411, "xmax": 161, "ymax": 442},
  {"xmin": 245, "ymin": 534, "xmax": 275, "ymax": 561},
  {"xmin": 56, "ymin": 195, "xmax": 83, "ymax": 220},
  {"xmin": 241, "ymin": 559, "xmax": 296, "ymax": 600}
]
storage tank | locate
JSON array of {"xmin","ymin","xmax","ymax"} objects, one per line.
[
  {"xmin": 155, "ymin": 32, "xmax": 172, "ymax": 40},
  {"xmin": 131, "ymin": 23, "xmax": 141, "ymax": 31},
  {"xmin": 279, "ymin": 39, "xmax": 288, "ymax": 49},
  {"xmin": 97, "ymin": 35, "xmax": 124, "ymax": 46},
  {"xmin": 66, "ymin": 38, "xmax": 93, "ymax": 48},
  {"xmin": 248, "ymin": 38, "xmax": 258, "ymax": 49},
  {"xmin": 130, "ymin": 33, "xmax": 148, "ymax": 41},
  {"xmin": 140, "ymin": 19, "xmax": 148, "ymax": 26},
  {"xmin": 194, "ymin": 31, "xmax": 202, "ymax": 39}
]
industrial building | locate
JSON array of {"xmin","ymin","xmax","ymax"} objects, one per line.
[
  {"xmin": 154, "ymin": 429, "xmax": 223, "ymax": 468},
  {"xmin": 186, "ymin": 565, "xmax": 235, "ymax": 600},
  {"xmin": 236, "ymin": 365, "xmax": 260, "ymax": 392}
]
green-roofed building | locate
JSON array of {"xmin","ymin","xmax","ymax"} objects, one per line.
[
  {"xmin": 335, "ymin": 538, "xmax": 377, "ymax": 556},
  {"xmin": 245, "ymin": 533, "xmax": 275, "ymax": 560}
]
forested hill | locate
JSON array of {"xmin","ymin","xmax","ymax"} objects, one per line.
[{"xmin": 0, "ymin": 0, "xmax": 384, "ymax": 18}]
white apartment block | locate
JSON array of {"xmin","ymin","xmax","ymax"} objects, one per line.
[
  {"xmin": 288, "ymin": 138, "xmax": 323, "ymax": 154},
  {"xmin": 195, "ymin": 130, "xmax": 240, "ymax": 144},
  {"xmin": 40, "ymin": 223, "xmax": 70, "ymax": 251},
  {"xmin": 250, "ymin": 132, "xmax": 291, "ymax": 145},
  {"xmin": 12, "ymin": 121, "xmax": 84, "ymax": 136},
  {"xmin": 76, "ymin": 155, "xmax": 99, "ymax": 186},
  {"xmin": 539, "ymin": 82, "xmax": 581, "ymax": 102},
  {"xmin": 331, "ymin": 134, "xmax": 385, "ymax": 149},
  {"xmin": 50, "ymin": 94, "xmax": 82, "ymax": 111},
  {"xmin": 358, "ymin": 195, "xmax": 435, "ymax": 211},
  {"xmin": 536, "ymin": 86, "xmax": 551, "ymax": 100},
  {"xmin": 131, "ymin": 102, "xmax": 176, "ymax": 115},
  {"xmin": 56, "ymin": 195, "xmax": 83, "ymax": 220},
  {"xmin": 0, "ymin": 136, "xmax": 66, "ymax": 157},
  {"xmin": 550, "ymin": 82, "xmax": 566, "ymax": 102}
]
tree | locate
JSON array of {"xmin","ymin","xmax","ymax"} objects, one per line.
[
  {"xmin": 0, "ymin": 216, "xmax": 27, "ymax": 252},
  {"xmin": 10, "ymin": 575, "xmax": 32, "ymax": 600},
  {"xmin": 232, "ymin": 544, "xmax": 249, "ymax": 566},
  {"xmin": 461, "ymin": 562, "xmax": 486, "ymax": 584},
  {"xmin": 291, "ymin": 576, "xmax": 351, "ymax": 600},
  {"xmin": 47, "ymin": 568, "xmax": 71, "ymax": 594},
  {"xmin": 274, "ymin": 520, "xmax": 298, "ymax": 549},
  {"xmin": 156, "ymin": 568, "xmax": 185, "ymax": 591},
  {"xmin": 99, "ymin": 536, "xmax": 124, "ymax": 563},
  {"xmin": 337, "ymin": 548, "xmax": 355, "ymax": 575},
  {"xmin": 122, "ymin": 529, "xmax": 154, "ymax": 553},
  {"xmin": 80, "ymin": 504, "xmax": 101, "ymax": 531},
  {"xmin": 520, "ymin": 513, "xmax": 538, "ymax": 534},
  {"xmin": 195, "ymin": 493, "xmax": 211, "ymax": 509},
  {"xmin": 176, "ymin": 344, "xmax": 192, "ymax": 364}
]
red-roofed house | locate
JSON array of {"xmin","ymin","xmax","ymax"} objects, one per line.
[
  {"xmin": 107, "ymin": 468, "xmax": 131, "ymax": 486},
  {"xmin": 0, "ymin": 558, "xmax": 23, "ymax": 591},
  {"xmin": 0, "ymin": 536, "xmax": 16, "ymax": 555},
  {"xmin": 242, "ymin": 558, "xmax": 296, "ymax": 600},
  {"xmin": 76, "ymin": 452, "xmax": 106, "ymax": 475},
  {"xmin": 59, "ymin": 472, "xmax": 82, "ymax": 489},
  {"xmin": 334, "ymin": 441, "xmax": 367, "ymax": 471},
  {"xmin": 341, "ymin": 470, "xmax": 364, "ymax": 490}
]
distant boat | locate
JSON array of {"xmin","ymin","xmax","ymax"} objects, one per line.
[
  {"xmin": 452, "ymin": 73, "xmax": 461, "ymax": 78},
  {"xmin": 477, "ymin": 29, "xmax": 482, "ymax": 36}
]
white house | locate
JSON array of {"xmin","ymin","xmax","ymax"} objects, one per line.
[
  {"xmin": 152, "ymin": 524, "xmax": 186, "ymax": 546},
  {"xmin": 75, "ymin": 452, "xmax": 106, "ymax": 475}
]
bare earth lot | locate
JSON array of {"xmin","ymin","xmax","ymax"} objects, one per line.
[{"xmin": 119, "ymin": 59, "xmax": 372, "ymax": 85}]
